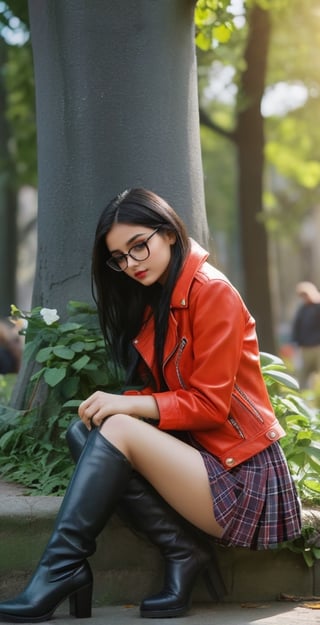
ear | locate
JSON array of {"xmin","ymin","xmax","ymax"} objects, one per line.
[{"xmin": 166, "ymin": 231, "xmax": 176, "ymax": 246}]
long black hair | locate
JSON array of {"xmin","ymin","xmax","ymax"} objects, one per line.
[{"xmin": 92, "ymin": 188, "xmax": 190, "ymax": 389}]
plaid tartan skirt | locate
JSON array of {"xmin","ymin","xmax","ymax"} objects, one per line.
[{"xmin": 197, "ymin": 441, "xmax": 302, "ymax": 550}]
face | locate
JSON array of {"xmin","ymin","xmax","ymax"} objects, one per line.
[{"xmin": 105, "ymin": 223, "xmax": 176, "ymax": 285}]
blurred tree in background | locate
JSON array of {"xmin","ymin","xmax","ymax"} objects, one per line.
[
  {"xmin": 197, "ymin": 0, "xmax": 320, "ymax": 349},
  {"xmin": 0, "ymin": 0, "xmax": 35, "ymax": 317}
]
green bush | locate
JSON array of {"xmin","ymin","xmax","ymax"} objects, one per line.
[
  {"xmin": 260, "ymin": 352, "xmax": 320, "ymax": 505},
  {"xmin": 260, "ymin": 352, "xmax": 320, "ymax": 567},
  {"xmin": 0, "ymin": 301, "xmax": 124, "ymax": 494}
]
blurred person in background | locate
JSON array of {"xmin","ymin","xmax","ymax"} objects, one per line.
[{"xmin": 291, "ymin": 281, "xmax": 320, "ymax": 389}]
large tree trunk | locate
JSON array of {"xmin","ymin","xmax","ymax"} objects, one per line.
[
  {"xmin": 235, "ymin": 6, "xmax": 275, "ymax": 352},
  {"xmin": 28, "ymin": 0, "xmax": 207, "ymax": 313},
  {"xmin": 0, "ymin": 40, "xmax": 17, "ymax": 317},
  {"xmin": 12, "ymin": 0, "xmax": 207, "ymax": 409}
]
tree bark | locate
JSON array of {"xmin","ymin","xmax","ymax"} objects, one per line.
[
  {"xmin": 199, "ymin": 7, "xmax": 275, "ymax": 352},
  {"xmin": 235, "ymin": 6, "xmax": 275, "ymax": 352},
  {"xmin": 28, "ymin": 0, "xmax": 208, "ymax": 313},
  {"xmin": 0, "ymin": 39, "xmax": 17, "ymax": 317}
]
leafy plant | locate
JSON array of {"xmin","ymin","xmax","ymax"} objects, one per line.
[
  {"xmin": 260, "ymin": 352, "xmax": 320, "ymax": 567},
  {"xmin": 260, "ymin": 352, "xmax": 320, "ymax": 505},
  {"xmin": 0, "ymin": 301, "xmax": 124, "ymax": 494},
  {"xmin": 283, "ymin": 518, "xmax": 320, "ymax": 568}
]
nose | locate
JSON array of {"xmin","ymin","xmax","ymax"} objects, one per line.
[{"xmin": 126, "ymin": 254, "xmax": 140, "ymax": 268}]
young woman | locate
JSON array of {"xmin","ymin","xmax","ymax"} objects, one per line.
[{"xmin": 0, "ymin": 188, "xmax": 301, "ymax": 622}]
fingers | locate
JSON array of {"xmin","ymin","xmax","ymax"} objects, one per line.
[
  {"xmin": 78, "ymin": 392, "xmax": 104, "ymax": 430},
  {"xmin": 78, "ymin": 391, "xmax": 130, "ymax": 430}
]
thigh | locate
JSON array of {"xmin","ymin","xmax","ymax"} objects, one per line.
[{"xmin": 100, "ymin": 414, "xmax": 224, "ymax": 537}]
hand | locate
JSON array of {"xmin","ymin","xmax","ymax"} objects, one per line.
[{"xmin": 78, "ymin": 391, "xmax": 132, "ymax": 430}]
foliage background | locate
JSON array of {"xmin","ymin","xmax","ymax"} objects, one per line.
[{"xmin": 1, "ymin": 0, "xmax": 320, "ymax": 345}]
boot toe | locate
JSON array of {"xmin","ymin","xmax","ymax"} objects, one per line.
[{"xmin": 140, "ymin": 591, "xmax": 191, "ymax": 618}]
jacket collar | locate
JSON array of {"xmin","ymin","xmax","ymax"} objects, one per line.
[{"xmin": 170, "ymin": 238, "xmax": 209, "ymax": 309}]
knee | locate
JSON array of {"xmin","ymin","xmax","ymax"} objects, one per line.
[{"xmin": 100, "ymin": 413, "xmax": 132, "ymax": 438}]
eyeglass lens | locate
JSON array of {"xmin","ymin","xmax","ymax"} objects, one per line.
[{"xmin": 107, "ymin": 228, "xmax": 159, "ymax": 271}]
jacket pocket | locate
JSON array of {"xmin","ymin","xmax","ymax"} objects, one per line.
[
  {"xmin": 227, "ymin": 415, "xmax": 245, "ymax": 439},
  {"xmin": 231, "ymin": 384, "xmax": 265, "ymax": 425}
]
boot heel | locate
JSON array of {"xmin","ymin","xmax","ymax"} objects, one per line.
[{"xmin": 69, "ymin": 583, "xmax": 93, "ymax": 618}]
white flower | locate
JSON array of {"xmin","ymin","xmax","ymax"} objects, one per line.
[{"xmin": 40, "ymin": 308, "xmax": 60, "ymax": 326}]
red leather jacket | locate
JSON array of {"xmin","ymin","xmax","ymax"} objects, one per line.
[{"xmin": 127, "ymin": 240, "xmax": 285, "ymax": 469}]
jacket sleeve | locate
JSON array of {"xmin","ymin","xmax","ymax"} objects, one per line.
[{"xmin": 154, "ymin": 279, "xmax": 250, "ymax": 431}]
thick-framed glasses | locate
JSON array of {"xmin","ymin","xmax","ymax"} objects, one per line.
[{"xmin": 106, "ymin": 228, "xmax": 160, "ymax": 272}]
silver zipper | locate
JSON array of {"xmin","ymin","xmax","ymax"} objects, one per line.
[
  {"xmin": 175, "ymin": 337, "xmax": 187, "ymax": 389},
  {"xmin": 228, "ymin": 415, "xmax": 245, "ymax": 438},
  {"xmin": 233, "ymin": 383, "xmax": 264, "ymax": 423},
  {"xmin": 163, "ymin": 337, "xmax": 187, "ymax": 389}
]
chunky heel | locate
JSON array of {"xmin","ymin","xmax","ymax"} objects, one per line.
[{"xmin": 69, "ymin": 583, "xmax": 93, "ymax": 618}]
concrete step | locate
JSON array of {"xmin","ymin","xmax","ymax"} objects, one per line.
[{"xmin": 0, "ymin": 484, "xmax": 319, "ymax": 606}]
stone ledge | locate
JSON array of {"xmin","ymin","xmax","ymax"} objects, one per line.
[{"xmin": 0, "ymin": 492, "xmax": 319, "ymax": 605}]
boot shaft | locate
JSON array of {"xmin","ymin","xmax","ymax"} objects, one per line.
[{"xmin": 44, "ymin": 429, "xmax": 132, "ymax": 571}]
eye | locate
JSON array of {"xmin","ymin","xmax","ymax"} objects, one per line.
[
  {"xmin": 111, "ymin": 253, "xmax": 126, "ymax": 263},
  {"xmin": 131, "ymin": 242, "xmax": 146, "ymax": 254}
]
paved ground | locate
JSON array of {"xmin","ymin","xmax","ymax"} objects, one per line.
[{"xmin": 30, "ymin": 601, "xmax": 320, "ymax": 625}]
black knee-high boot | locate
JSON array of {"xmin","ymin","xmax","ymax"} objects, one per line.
[
  {"xmin": 0, "ymin": 429, "xmax": 132, "ymax": 623},
  {"xmin": 67, "ymin": 420, "xmax": 225, "ymax": 618}
]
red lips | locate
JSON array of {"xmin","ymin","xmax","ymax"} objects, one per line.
[{"xmin": 135, "ymin": 270, "xmax": 148, "ymax": 280}]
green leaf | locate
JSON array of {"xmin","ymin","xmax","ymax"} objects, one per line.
[
  {"xmin": 71, "ymin": 355, "xmax": 90, "ymax": 372},
  {"xmin": 70, "ymin": 341, "xmax": 85, "ymax": 352},
  {"xmin": 286, "ymin": 395, "xmax": 316, "ymax": 418},
  {"xmin": 30, "ymin": 369, "xmax": 45, "ymax": 383},
  {"xmin": 304, "ymin": 479, "xmax": 320, "ymax": 494},
  {"xmin": 264, "ymin": 370, "xmax": 300, "ymax": 390},
  {"xmin": 36, "ymin": 346, "xmax": 54, "ymax": 363},
  {"xmin": 62, "ymin": 399, "xmax": 82, "ymax": 408},
  {"xmin": 302, "ymin": 549, "xmax": 315, "ymax": 568},
  {"xmin": 44, "ymin": 367, "xmax": 67, "ymax": 387},
  {"xmin": 0, "ymin": 430, "xmax": 18, "ymax": 449},
  {"xmin": 52, "ymin": 346, "xmax": 75, "ymax": 360},
  {"xmin": 212, "ymin": 23, "xmax": 233, "ymax": 43},
  {"xmin": 195, "ymin": 31, "xmax": 212, "ymax": 51},
  {"xmin": 0, "ymin": 403, "xmax": 24, "ymax": 422},
  {"xmin": 260, "ymin": 352, "xmax": 284, "ymax": 366},
  {"xmin": 83, "ymin": 342, "xmax": 98, "ymax": 352},
  {"xmin": 59, "ymin": 322, "xmax": 81, "ymax": 333},
  {"xmin": 61, "ymin": 376, "xmax": 80, "ymax": 398}
]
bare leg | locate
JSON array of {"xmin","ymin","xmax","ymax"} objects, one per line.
[{"xmin": 100, "ymin": 414, "xmax": 224, "ymax": 538}]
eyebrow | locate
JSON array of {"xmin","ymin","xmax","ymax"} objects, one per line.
[{"xmin": 109, "ymin": 232, "xmax": 148, "ymax": 254}]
